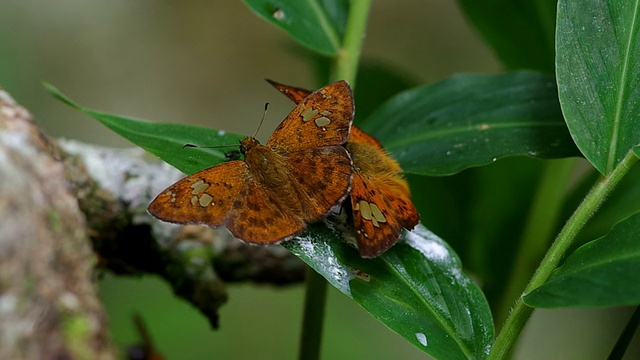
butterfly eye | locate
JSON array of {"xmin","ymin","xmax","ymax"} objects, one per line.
[{"xmin": 239, "ymin": 143, "xmax": 248, "ymax": 155}]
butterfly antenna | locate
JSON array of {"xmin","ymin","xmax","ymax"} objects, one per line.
[{"xmin": 251, "ymin": 102, "xmax": 269, "ymax": 139}]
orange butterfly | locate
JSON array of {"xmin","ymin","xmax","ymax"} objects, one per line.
[
  {"xmin": 267, "ymin": 80, "xmax": 419, "ymax": 258},
  {"xmin": 148, "ymin": 81, "xmax": 354, "ymax": 243}
]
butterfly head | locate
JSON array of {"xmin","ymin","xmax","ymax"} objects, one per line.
[{"xmin": 239, "ymin": 136, "xmax": 260, "ymax": 155}]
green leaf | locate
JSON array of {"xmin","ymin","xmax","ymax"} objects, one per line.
[
  {"xmin": 556, "ymin": 0, "xmax": 640, "ymax": 175},
  {"xmin": 284, "ymin": 224, "xmax": 494, "ymax": 360},
  {"xmin": 44, "ymin": 83, "xmax": 245, "ymax": 175},
  {"xmin": 457, "ymin": 0, "xmax": 556, "ymax": 73},
  {"xmin": 524, "ymin": 211, "xmax": 640, "ymax": 308},
  {"xmin": 360, "ymin": 71, "xmax": 580, "ymax": 176},
  {"xmin": 48, "ymin": 82, "xmax": 494, "ymax": 357},
  {"xmin": 353, "ymin": 61, "xmax": 416, "ymax": 121},
  {"xmin": 243, "ymin": 0, "xmax": 348, "ymax": 56}
]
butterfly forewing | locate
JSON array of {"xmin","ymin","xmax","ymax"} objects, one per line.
[
  {"xmin": 283, "ymin": 146, "xmax": 353, "ymax": 221},
  {"xmin": 267, "ymin": 80, "xmax": 354, "ymax": 152},
  {"xmin": 148, "ymin": 161, "xmax": 249, "ymax": 226}
]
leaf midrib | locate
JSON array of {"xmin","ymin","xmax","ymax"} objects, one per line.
[
  {"xmin": 380, "ymin": 258, "xmax": 476, "ymax": 359},
  {"xmin": 383, "ymin": 121, "xmax": 567, "ymax": 150},
  {"xmin": 555, "ymin": 247, "xmax": 640, "ymax": 278},
  {"xmin": 308, "ymin": 0, "xmax": 341, "ymax": 52},
  {"xmin": 606, "ymin": 0, "xmax": 640, "ymax": 173}
]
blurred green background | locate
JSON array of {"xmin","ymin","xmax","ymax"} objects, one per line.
[{"xmin": 1, "ymin": 1, "xmax": 638, "ymax": 359}]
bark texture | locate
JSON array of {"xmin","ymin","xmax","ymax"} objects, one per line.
[{"xmin": 0, "ymin": 89, "xmax": 114, "ymax": 359}]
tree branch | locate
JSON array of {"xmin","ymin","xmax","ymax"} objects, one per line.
[{"xmin": 0, "ymin": 88, "xmax": 114, "ymax": 359}]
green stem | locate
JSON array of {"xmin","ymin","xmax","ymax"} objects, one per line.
[
  {"xmin": 495, "ymin": 159, "xmax": 576, "ymax": 326},
  {"xmin": 298, "ymin": 268, "xmax": 329, "ymax": 360},
  {"xmin": 488, "ymin": 151, "xmax": 639, "ymax": 359},
  {"xmin": 298, "ymin": 3, "xmax": 372, "ymax": 359},
  {"xmin": 330, "ymin": 0, "xmax": 372, "ymax": 85}
]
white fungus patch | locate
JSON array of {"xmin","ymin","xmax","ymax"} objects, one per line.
[
  {"xmin": 290, "ymin": 235, "xmax": 353, "ymax": 296},
  {"xmin": 402, "ymin": 225, "xmax": 450, "ymax": 263}
]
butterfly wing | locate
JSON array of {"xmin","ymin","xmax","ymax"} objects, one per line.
[
  {"xmin": 267, "ymin": 79, "xmax": 420, "ymax": 257},
  {"xmin": 283, "ymin": 146, "xmax": 353, "ymax": 222},
  {"xmin": 350, "ymin": 172, "xmax": 419, "ymax": 258},
  {"xmin": 347, "ymin": 136, "xmax": 419, "ymax": 257},
  {"xmin": 267, "ymin": 80, "xmax": 374, "ymax": 151},
  {"xmin": 148, "ymin": 161, "xmax": 249, "ymax": 227},
  {"xmin": 226, "ymin": 145, "xmax": 353, "ymax": 242},
  {"xmin": 266, "ymin": 80, "xmax": 354, "ymax": 152},
  {"xmin": 224, "ymin": 180, "xmax": 307, "ymax": 243},
  {"xmin": 266, "ymin": 79, "xmax": 312, "ymax": 104},
  {"xmin": 350, "ymin": 126, "xmax": 385, "ymax": 151}
]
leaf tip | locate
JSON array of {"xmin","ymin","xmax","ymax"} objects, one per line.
[{"xmin": 43, "ymin": 82, "xmax": 81, "ymax": 110}]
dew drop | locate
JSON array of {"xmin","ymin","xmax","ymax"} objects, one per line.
[{"xmin": 416, "ymin": 332, "xmax": 428, "ymax": 346}]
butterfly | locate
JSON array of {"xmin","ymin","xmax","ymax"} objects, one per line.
[
  {"xmin": 148, "ymin": 81, "xmax": 355, "ymax": 243},
  {"xmin": 266, "ymin": 79, "xmax": 419, "ymax": 258}
]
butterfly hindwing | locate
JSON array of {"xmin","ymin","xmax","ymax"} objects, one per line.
[
  {"xmin": 225, "ymin": 180, "xmax": 307, "ymax": 243},
  {"xmin": 267, "ymin": 80, "xmax": 354, "ymax": 153},
  {"xmin": 349, "ymin": 174, "xmax": 400, "ymax": 258},
  {"xmin": 350, "ymin": 172, "xmax": 419, "ymax": 258},
  {"xmin": 266, "ymin": 79, "xmax": 311, "ymax": 104}
]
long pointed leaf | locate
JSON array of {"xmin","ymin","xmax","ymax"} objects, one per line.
[
  {"xmin": 243, "ymin": 0, "xmax": 348, "ymax": 56},
  {"xmin": 361, "ymin": 71, "xmax": 580, "ymax": 175},
  {"xmin": 524, "ymin": 211, "xmax": 640, "ymax": 308},
  {"xmin": 45, "ymin": 83, "xmax": 245, "ymax": 175},
  {"xmin": 556, "ymin": 0, "xmax": 640, "ymax": 174}
]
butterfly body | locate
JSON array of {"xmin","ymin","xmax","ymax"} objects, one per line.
[
  {"xmin": 241, "ymin": 138, "xmax": 289, "ymax": 187},
  {"xmin": 149, "ymin": 81, "xmax": 354, "ymax": 244}
]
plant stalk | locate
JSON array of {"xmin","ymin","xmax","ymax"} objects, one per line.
[
  {"xmin": 488, "ymin": 150, "xmax": 638, "ymax": 359},
  {"xmin": 298, "ymin": 268, "xmax": 329, "ymax": 360},
  {"xmin": 331, "ymin": 0, "xmax": 372, "ymax": 86},
  {"xmin": 299, "ymin": 2, "xmax": 371, "ymax": 359}
]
